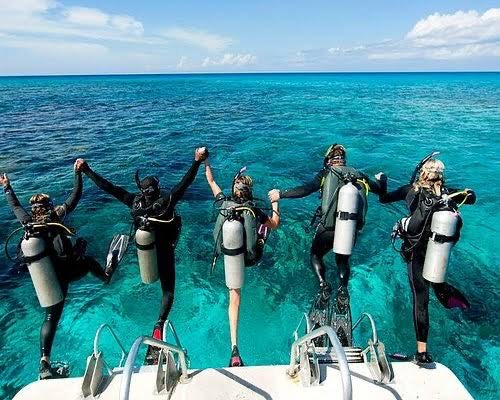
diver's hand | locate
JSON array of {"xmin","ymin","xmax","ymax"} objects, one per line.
[
  {"xmin": 195, "ymin": 147, "xmax": 208, "ymax": 162},
  {"xmin": 374, "ymin": 172, "xmax": 387, "ymax": 183},
  {"xmin": 268, "ymin": 189, "xmax": 280, "ymax": 202},
  {"xmin": 75, "ymin": 158, "xmax": 89, "ymax": 172},
  {"xmin": 0, "ymin": 173, "xmax": 10, "ymax": 187}
]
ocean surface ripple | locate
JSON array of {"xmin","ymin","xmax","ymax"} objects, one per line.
[{"xmin": 0, "ymin": 73, "xmax": 498, "ymax": 399}]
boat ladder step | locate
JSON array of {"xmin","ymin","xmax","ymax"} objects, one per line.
[{"xmin": 314, "ymin": 346, "xmax": 364, "ymax": 364}]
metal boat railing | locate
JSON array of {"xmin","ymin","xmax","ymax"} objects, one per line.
[
  {"xmin": 119, "ymin": 336, "xmax": 190, "ymax": 400},
  {"xmin": 288, "ymin": 325, "xmax": 352, "ymax": 400},
  {"xmin": 162, "ymin": 319, "xmax": 183, "ymax": 349},
  {"xmin": 93, "ymin": 323, "xmax": 128, "ymax": 374},
  {"xmin": 352, "ymin": 313, "xmax": 378, "ymax": 344}
]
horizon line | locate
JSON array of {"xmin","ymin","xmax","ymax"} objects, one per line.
[{"xmin": 0, "ymin": 70, "xmax": 499, "ymax": 78}]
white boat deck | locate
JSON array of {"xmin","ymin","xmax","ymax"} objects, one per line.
[{"xmin": 13, "ymin": 362, "xmax": 473, "ymax": 400}]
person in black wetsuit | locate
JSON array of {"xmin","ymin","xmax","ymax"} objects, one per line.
[
  {"xmin": 377, "ymin": 158, "xmax": 476, "ymax": 364},
  {"xmin": 268, "ymin": 144, "xmax": 382, "ymax": 311},
  {"xmin": 1, "ymin": 163, "xmax": 116, "ymax": 380},
  {"xmin": 75, "ymin": 147, "xmax": 207, "ymax": 363},
  {"xmin": 205, "ymin": 161, "xmax": 280, "ymax": 367}
]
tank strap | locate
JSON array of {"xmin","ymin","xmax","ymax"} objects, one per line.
[
  {"xmin": 136, "ymin": 241, "xmax": 155, "ymax": 250},
  {"xmin": 336, "ymin": 211, "xmax": 358, "ymax": 221},
  {"xmin": 22, "ymin": 248, "xmax": 51, "ymax": 264},
  {"xmin": 221, "ymin": 245, "xmax": 245, "ymax": 256},
  {"xmin": 431, "ymin": 232, "xmax": 459, "ymax": 244}
]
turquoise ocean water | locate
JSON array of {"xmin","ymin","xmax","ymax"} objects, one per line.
[{"xmin": 0, "ymin": 73, "xmax": 498, "ymax": 399}]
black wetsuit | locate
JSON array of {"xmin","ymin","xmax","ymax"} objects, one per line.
[
  {"xmin": 3, "ymin": 172, "xmax": 108, "ymax": 359},
  {"xmin": 280, "ymin": 167, "xmax": 381, "ymax": 289},
  {"xmin": 83, "ymin": 161, "xmax": 201, "ymax": 326},
  {"xmin": 379, "ymin": 183, "xmax": 476, "ymax": 342}
]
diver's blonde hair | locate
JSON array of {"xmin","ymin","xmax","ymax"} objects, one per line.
[
  {"xmin": 413, "ymin": 159, "xmax": 445, "ymax": 193},
  {"xmin": 234, "ymin": 175, "xmax": 253, "ymax": 199}
]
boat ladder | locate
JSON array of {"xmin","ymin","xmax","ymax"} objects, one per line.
[{"xmin": 81, "ymin": 321, "xmax": 190, "ymax": 399}]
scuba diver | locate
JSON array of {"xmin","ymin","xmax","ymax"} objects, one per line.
[
  {"xmin": 75, "ymin": 147, "xmax": 208, "ymax": 364},
  {"xmin": 377, "ymin": 154, "xmax": 476, "ymax": 365},
  {"xmin": 0, "ymin": 164, "xmax": 127, "ymax": 380},
  {"xmin": 205, "ymin": 160, "xmax": 279, "ymax": 367},
  {"xmin": 268, "ymin": 144, "xmax": 383, "ymax": 346}
]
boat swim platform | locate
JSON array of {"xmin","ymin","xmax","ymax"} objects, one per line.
[{"xmin": 13, "ymin": 362, "xmax": 473, "ymax": 400}]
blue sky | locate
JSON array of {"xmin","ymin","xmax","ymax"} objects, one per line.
[{"xmin": 0, "ymin": 0, "xmax": 499, "ymax": 75}]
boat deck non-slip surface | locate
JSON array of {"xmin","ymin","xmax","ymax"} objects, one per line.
[{"xmin": 13, "ymin": 362, "xmax": 473, "ymax": 400}]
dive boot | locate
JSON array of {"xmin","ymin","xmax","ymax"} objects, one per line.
[
  {"xmin": 144, "ymin": 322, "xmax": 163, "ymax": 365},
  {"xmin": 229, "ymin": 346, "xmax": 244, "ymax": 367},
  {"xmin": 39, "ymin": 360, "xmax": 52, "ymax": 380}
]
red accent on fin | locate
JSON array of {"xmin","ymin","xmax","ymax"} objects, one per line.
[{"xmin": 153, "ymin": 328, "xmax": 162, "ymax": 341}]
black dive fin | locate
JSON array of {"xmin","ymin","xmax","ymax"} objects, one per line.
[
  {"xmin": 106, "ymin": 234, "xmax": 130, "ymax": 268},
  {"xmin": 51, "ymin": 361, "xmax": 71, "ymax": 378},
  {"xmin": 433, "ymin": 282, "xmax": 470, "ymax": 309},
  {"xmin": 388, "ymin": 352, "xmax": 413, "ymax": 361}
]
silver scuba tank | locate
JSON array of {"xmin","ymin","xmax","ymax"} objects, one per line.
[
  {"xmin": 135, "ymin": 228, "xmax": 159, "ymax": 284},
  {"xmin": 21, "ymin": 236, "xmax": 64, "ymax": 307},
  {"xmin": 222, "ymin": 219, "xmax": 245, "ymax": 289},
  {"xmin": 333, "ymin": 182, "xmax": 360, "ymax": 255},
  {"xmin": 423, "ymin": 210, "xmax": 459, "ymax": 283}
]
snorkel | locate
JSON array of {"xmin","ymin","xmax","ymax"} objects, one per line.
[{"xmin": 232, "ymin": 166, "xmax": 253, "ymax": 201}]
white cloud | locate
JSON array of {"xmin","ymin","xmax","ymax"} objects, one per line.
[
  {"xmin": 0, "ymin": 1, "xmax": 148, "ymax": 42},
  {"xmin": 64, "ymin": 7, "xmax": 109, "ymax": 27},
  {"xmin": 202, "ymin": 53, "xmax": 256, "ymax": 67},
  {"xmin": 111, "ymin": 15, "xmax": 144, "ymax": 36},
  {"xmin": 164, "ymin": 27, "xmax": 232, "ymax": 52},
  {"xmin": 0, "ymin": 0, "xmax": 56, "ymax": 14},
  {"xmin": 407, "ymin": 8, "xmax": 500, "ymax": 47},
  {"xmin": 177, "ymin": 55, "xmax": 188, "ymax": 69},
  {"xmin": 323, "ymin": 8, "xmax": 500, "ymax": 62}
]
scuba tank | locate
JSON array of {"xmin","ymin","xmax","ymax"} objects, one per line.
[
  {"xmin": 222, "ymin": 219, "xmax": 246, "ymax": 289},
  {"xmin": 422, "ymin": 210, "xmax": 460, "ymax": 283},
  {"xmin": 135, "ymin": 227, "xmax": 159, "ymax": 284},
  {"xmin": 20, "ymin": 235, "xmax": 63, "ymax": 307},
  {"xmin": 333, "ymin": 182, "xmax": 360, "ymax": 255}
]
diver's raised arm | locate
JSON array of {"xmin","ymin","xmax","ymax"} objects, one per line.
[
  {"xmin": 447, "ymin": 187, "xmax": 476, "ymax": 205},
  {"xmin": 60, "ymin": 161, "xmax": 83, "ymax": 214},
  {"xmin": 76, "ymin": 158, "xmax": 135, "ymax": 207},
  {"xmin": 1, "ymin": 174, "xmax": 30, "ymax": 223},
  {"xmin": 264, "ymin": 200, "xmax": 280, "ymax": 229},
  {"xmin": 170, "ymin": 147, "xmax": 207, "ymax": 205},
  {"xmin": 204, "ymin": 159, "xmax": 222, "ymax": 198},
  {"xmin": 269, "ymin": 170, "xmax": 324, "ymax": 202},
  {"xmin": 378, "ymin": 177, "xmax": 411, "ymax": 204}
]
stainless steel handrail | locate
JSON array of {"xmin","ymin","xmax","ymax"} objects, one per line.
[
  {"xmin": 351, "ymin": 313, "xmax": 378, "ymax": 344},
  {"xmin": 162, "ymin": 320, "xmax": 182, "ymax": 348},
  {"xmin": 119, "ymin": 336, "xmax": 190, "ymax": 400},
  {"xmin": 93, "ymin": 323, "xmax": 128, "ymax": 371},
  {"xmin": 288, "ymin": 326, "xmax": 352, "ymax": 400},
  {"xmin": 292, "ymin": 313, "xmax": 309, "ymax": 341}
]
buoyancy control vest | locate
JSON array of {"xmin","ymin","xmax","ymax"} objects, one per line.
[
  {"xmin": 396, "ymin": 188, "xmax": 462, "ymax": 258},
  {"xmin": 213, "ymin": 198, "xmax": 260, "ymax": 267},
  {"xmin": 131, "ymin": 191, "xmax": 180, "ymax": 283},
  {"xmin": 320, "ymin": 166, "xmax": 368, "ymax": 229}
]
